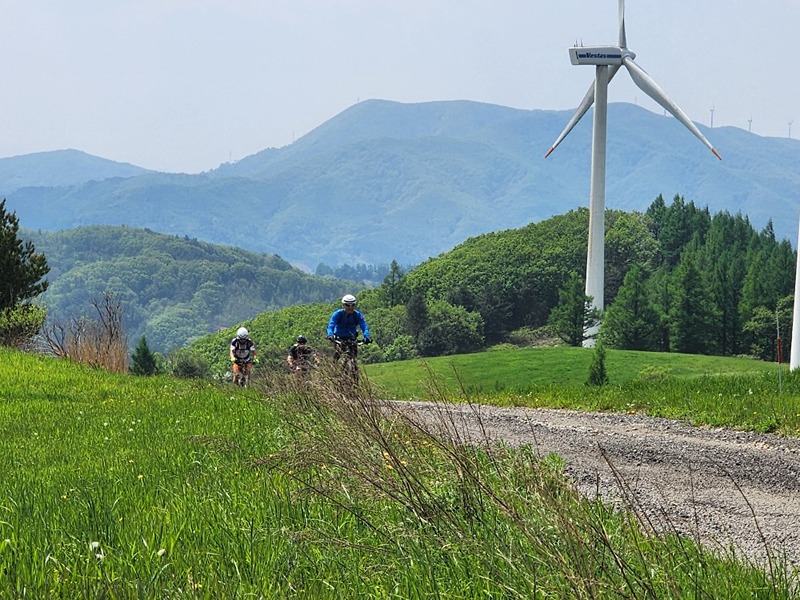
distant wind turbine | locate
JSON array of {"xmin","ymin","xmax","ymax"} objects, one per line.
[{"xmin": 545, "ymin": 0, "xmax": 721, "ymax": 346}]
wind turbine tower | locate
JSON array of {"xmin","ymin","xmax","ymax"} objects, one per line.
[
  {"xmin": 545, "ymin": 0, "xmax": 721, "ymax": 347},
  {"xmin": 792, "ymin": 217, "xmax": 800, "ymax": 370}
]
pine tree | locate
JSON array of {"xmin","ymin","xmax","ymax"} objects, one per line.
[
  {"xmin": 0, "ymin": 198, "xmax": 49, "ymax": 310},
  {"xmin": 131, "ymin": 336, "xmax": 158, "ymax": 375},
  {"xmin": 406, "ymin": 292, "xmax": 429, "ymax": 342},
  {"xmin": 548, "ymin": 272, "xmax": 600, "ymax": 347},
  {"xmin": 586, "ymin": 339, "xmax": 609, "ymax": 386},
  {"xmin": 602, "ymin": 264, "xmax": 660, "ymax": 350},
  {"xmin": 381, "ymin": 260, "xmax": 407, "ymax": 307},
  {"xmin": 668, "ymin": 253, "xmax": 720, "ymax": 355},
  {"xmin": 702, "ymin": 212, "xmax": 751, "ymax": 355}
]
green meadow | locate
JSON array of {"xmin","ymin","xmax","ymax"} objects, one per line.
[
  {"xmin": 1, "ymin": 346, "xmax": 798, "ymax": 597},
  {"xmin": 365, "ymin": 346, "xmax": 800, "ymax": 434}
]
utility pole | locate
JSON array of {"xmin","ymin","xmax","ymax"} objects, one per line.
[{"xmin": 709, "ymin": 106, "xmax": 715, "ymax": 128}]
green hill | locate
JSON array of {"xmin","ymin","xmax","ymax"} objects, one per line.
[{"xmin": 27, "ymin": 226, "xmax": 360, "ymax": 352}]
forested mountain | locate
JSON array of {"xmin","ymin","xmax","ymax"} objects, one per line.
[
  {"xmin": 5, "ymin": 100, "xmax": 800, "ymax": 269},
  {"xmin": 190, "ymin": 197, "xmax": 797, "ymax": 372},
  {"xmin": 26, "ymin": 226, "xmax": 359, "ymax": 352}
]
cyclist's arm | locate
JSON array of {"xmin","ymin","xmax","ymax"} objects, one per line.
[
  {"xmin": 327, "ymin": 310, "xmax": 340, "ymax": 337},
  {"xmin": 357, "ymin": 312, "xmax": 370, "ymax": 339}
]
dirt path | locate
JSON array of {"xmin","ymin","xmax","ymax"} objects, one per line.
[{"xmin": 399, "ymin": 402, "xmax": 800, "ymax": 570}]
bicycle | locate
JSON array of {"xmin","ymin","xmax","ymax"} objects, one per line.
[
  {"xmin": 232, "ymin": 357, "xmax": 254, "ymax": 387},
  {"xmin": 289, "ymin": 352, "xmax": 317, "ymax": 383},
  {"xmin": 329, "ymin": 336, "xmax": 364, "ymax": 387}
]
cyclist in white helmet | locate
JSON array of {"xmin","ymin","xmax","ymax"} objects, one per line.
[
  {"xmin": 327, "ymin": 294, "xmax": 371, "ymax": 343},
  {"xmin": 229, "ymin": 326, "xmax": 256, "ymax": 385},
  {"xmin": 326, "ymin": 294, "xmax": 371, "ymax": 378}
]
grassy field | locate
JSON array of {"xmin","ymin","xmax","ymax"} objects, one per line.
[
  {"xmin": 1, "ymin": 346, "xmax": 798, "ymax": 597},
  {"xmin": 365, "ymin": 346, "xmax": 800, "ymax": 435}
]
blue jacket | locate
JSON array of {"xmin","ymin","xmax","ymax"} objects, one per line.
[{"xmin": 327, "ymin": 308, "xmax": 370, "ymax": 340}]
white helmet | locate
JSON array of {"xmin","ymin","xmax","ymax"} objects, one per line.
[
  {"xmin": 237, "ymin": 327, "xmax": 249, "ymax": 339},
  {"xmin": 342, "ymin": 294, "xmax": 357, "ymax": 306}
]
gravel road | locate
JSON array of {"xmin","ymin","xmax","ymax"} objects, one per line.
[{"xmin": 399, "ymin": 401, "xmax": 800, "ymax": 570}]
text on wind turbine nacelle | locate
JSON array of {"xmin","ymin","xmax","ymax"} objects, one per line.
[{"xmin": 569, "ymin": 46, "xmax": 624, "ymax": 66}]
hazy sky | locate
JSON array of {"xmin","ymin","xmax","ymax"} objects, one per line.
[{"xmin": 2, "ymin": 1, "xmax": 797, "ymax": 173}]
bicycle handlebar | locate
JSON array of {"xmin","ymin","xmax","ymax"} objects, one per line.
[{"xmin": 329, "ymin": 336, "xmax": 365, "ymax": 346}]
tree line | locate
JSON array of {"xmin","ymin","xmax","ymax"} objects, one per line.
[{"xmin": 352, "ymin": 195, "xmax": 795, "ymax": 363}]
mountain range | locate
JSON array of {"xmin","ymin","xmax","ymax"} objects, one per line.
[{"xmin": 4, "ymin": 100, "xmax": 800, "ymax": 268}]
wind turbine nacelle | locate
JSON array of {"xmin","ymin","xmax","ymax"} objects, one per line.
[{"xmin": 569, "ymin": 46, "xmax": 624, "ymax": 66}]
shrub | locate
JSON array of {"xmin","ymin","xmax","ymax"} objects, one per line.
[
  {"xmin": 0, "ymin": 303, "xmax": 46, "ymax": 349},
  {"xmin": 506, "ymin": 325, "xmax": 559, "ymax": 348},
  {"xmin": 42, "ymin": 294, "xmax": 128, "ymax": 373},
  {"xmin": 417, "ymin": 301, "xmax": 484, "ymax": 357},
  {"xmin": 383, "ymin": 334, "xmax": 419, "ymax": 362},
  {"xmin": 169, "ymin": 349, "xmax": 209, "ymax": 379},
  {"xmin": 359, "ymin": 342, "xmax": 386, "ymax": 364}
]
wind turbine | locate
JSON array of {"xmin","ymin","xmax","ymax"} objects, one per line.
[{"xmin": 545, "ymin": 0, "xmax": 721, "ymax": 347}]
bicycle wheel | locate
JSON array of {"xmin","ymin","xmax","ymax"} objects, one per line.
[{"xmin": 344, "ymin": 355, "xmax": 359, "ymax": 386}]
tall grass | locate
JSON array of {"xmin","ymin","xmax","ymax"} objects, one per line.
[{"xmin": 1, "ymin": 347, "xmax": 796, "ymax": 597}]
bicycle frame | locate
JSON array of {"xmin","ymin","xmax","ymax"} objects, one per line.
[
  {"xmin": 330, "ymin": 337, "xmax": 362, "ymax": 386},
  {"xmin": 232, "ymin": 358, "xmax": 253, "ymax": 387}
]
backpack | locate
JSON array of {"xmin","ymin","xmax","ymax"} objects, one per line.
[{"xmin": 231, "ymin": 337, "xmax": 254, "ymax": 359}]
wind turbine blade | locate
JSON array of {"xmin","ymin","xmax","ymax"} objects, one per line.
[
  {"xmin": 545, "ymin": 84, "xmax": 594, "ymax": 158},
  {"xmin": 545, "ymin": 66, "xmax": 622, "ymax": 158},
  {"xmin": 623, "ymin": 57, "xmax": 722, "ymax": 159},
  {"xmin": 618, "ymin": 0, "xmax": 627, "ymax": 48}
]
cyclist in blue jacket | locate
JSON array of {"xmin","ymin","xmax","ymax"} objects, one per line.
[{"xmin": 327, "ymin": 294, "xmax": 371, "ymax": 342}]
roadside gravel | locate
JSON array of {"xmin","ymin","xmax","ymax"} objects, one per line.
[{"xmin": 397, "ymin": 401, "xmax": 800, "ymax": 570}]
